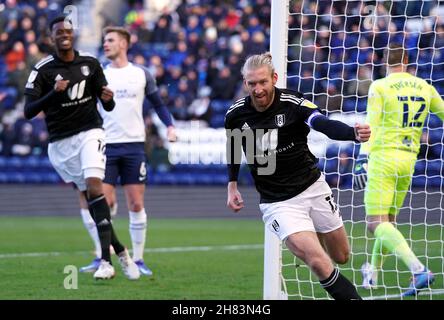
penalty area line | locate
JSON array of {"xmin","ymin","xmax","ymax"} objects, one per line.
[{"xmin": 0, "ymin": 244, "xmax": 264, "ymax": 259}]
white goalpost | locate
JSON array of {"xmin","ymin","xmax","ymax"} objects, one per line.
[
  {"xmin": 265, "ymin": 0, "xmax": 444, "ymax": 300},
  {"xmin": 263, "ymin": 0, "xmax": 289, "ymax": 300}
]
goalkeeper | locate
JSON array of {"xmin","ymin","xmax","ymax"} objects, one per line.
[{"xmin": 354, "ymin": 43, "xmax": 444, "ymax": 296}]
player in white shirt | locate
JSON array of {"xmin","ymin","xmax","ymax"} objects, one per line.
[{"xmin": 79, "ymin": 26, "xmax": 177, "ymax": 276}]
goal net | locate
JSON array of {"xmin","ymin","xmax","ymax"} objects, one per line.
[{"xmin": 266, "ymin": 0, "xmax": 444, "ymax": 300}]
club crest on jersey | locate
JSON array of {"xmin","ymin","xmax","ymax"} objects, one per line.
[
  {"xmin": 81, "ymin": 65, "xmax": 90, "ymax": 76},
  {"xmin": 275, "ymin": 114, "xmax": 285, "ymax": 127}
]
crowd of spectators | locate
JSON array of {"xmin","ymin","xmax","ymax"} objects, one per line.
[{"xmin": 0, "ymin": 0, "xmax": 443, "ymax": 187}]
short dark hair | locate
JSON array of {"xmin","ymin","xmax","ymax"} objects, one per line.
[
  {"xmin": 49, "ymin": 16, "xmax": 73, "ymax": 31},
  {"xmin": 384, "ymin": 43, "xmax": 407, "ymax": 66}
]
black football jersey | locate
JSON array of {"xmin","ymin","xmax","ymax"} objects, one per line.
[
  {"xmin": 24, "ymin": 51, "xmax": 108, "ymax": 142},
  {"xmin": 225, "ymin": 87, "xmax": 322, "ymax": 203}
]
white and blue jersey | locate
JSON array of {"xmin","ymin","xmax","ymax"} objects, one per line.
[{"xmin": 99, "ymin": 62, "xmax": 173, "ymax": 185}]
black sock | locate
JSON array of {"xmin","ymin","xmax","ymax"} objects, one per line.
[
  {"xmin": 88, "ymin": 195, "xmax": 112, "ymax": 262},
  {"xmin": 320, "ymin": 268, "xmax": 362, "ymax": 300},
  {"xmin": 110, "ymin": 227, "xmax": 125, "ymax": 255}
]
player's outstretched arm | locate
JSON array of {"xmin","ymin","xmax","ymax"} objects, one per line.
[{"xmin": 310, "ymin": 113, "xmax": 371, "ymax": 143}]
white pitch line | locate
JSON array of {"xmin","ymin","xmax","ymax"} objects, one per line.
[
  {"xmin": 363, "ymin": 289, "xmax": 444, "ymax": 300},
  {"xmin": 0, "ymin": 244, "xmax": 264, "ymax": 259}
]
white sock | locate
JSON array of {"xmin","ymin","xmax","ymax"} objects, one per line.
[
  {"xmin": 80, "ymin": 208, "xmax": 101, "ymax": 259},
  {"xmin": 129, "ymin": 209, "xmax": 147, "ymax": 261},
  {"xmin": 110, "ymin": 202, "xmax": 118, "ymax": 217}
]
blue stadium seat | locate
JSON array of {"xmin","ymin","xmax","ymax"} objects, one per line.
[
  {"xmin": 426, "ymin": 114, "xmax": 443, "ymax": 129},
  {"xmin": 25, "ymin": 173, "xmax": 44, "ymax": 184},
  {"xmin": 210, "ymin": 100, "xmax": 231, "ymax": 114},
  {"xmin": 356, "ymin": 97, "xmax": 367, "ymax": 112},
  {"xmin": 412, "ymin": 176, "xmax": 426, "ymax": 188},
  {"xmin": 428, "ymin": 128, "xmax": 443, "ymax": 144},
  {"xmin": 1, "ymin": 87, "xmax": 18, "ymax": 110},
  {"xmin": 426, "ymin": 161, "xmax": 443, "ymax": 176},
  {"xmin": 23, "ymin": 156, "xmax": 41, "ymax": 170},
  {"xmin": 326, "ymin": 144, "xmax": 340, "ymax": 159},
  {"xmin": 414, "ymin": 159, "xmax": 427, "ymax": 175},
  {"xmin": 151, "ymin": 172, "xmax": 176, "ymax": 185},
  {"xmin": 342, "ymin": 98, "xmax": 356, "ymax": 112},
  {"xmin": 41, "ymin": 173, "xmax": 61, "ymax": 184},
  {"xmin": 209, "ymin": 114, "xmax": 225, "ymax": 128},
  {"xmin": 175, "ymin": 173, "xmax": 195, "ymax": 185},
  {"xmin": 6, "ymin": 157, "xmax": 25, "ymax": 170},
  {"xmin": 0, "ymin": 173, "xmax": 7, "ymax": 183},
  {"xmin": 7, "ymin": 172, "xmax": 26, "ymax": 183},
  {"xmin": 0, "ymin": 156, "xmax": 6, "ymax": 169}
]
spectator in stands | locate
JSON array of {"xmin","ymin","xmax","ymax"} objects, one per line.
[
  {"xmin": 170, "ymin": 95, "xmax": 189, "ymax": 121},
  {"xmin": 5, "ymin": 41, "xmax": 25, "ymax": 72},
  {"xmin": 151, "ymin": 15, "xmax": 173, "ymax": 43},
  {"xmin": 11, "ymin": 122, "xmax": 35, "ymax": 156},
  {"xmin": 188, "ymin": 85, "xmax": 212, "ymax": 123},
  {"xmin": 149, "ymin": 136, "xmax": 171, "ymax": 173},
  {"xmin": 210, "ymin": 66, "xmax": 237, "ymax": 100},
  {"xmin": 345, "ymin": 65, "xmax": 373, "ymax": 99}
]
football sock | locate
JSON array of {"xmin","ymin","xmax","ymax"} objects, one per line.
[
  {"xmin": 88, "ymin": 195, "xmax": 112, "ymax": 262},
  {"xmin": 370, "ymin": 237, "xmax": 389, "ymax": 282},
  {"xmin": 80, "ymin": 208, "xmax": 102, "ymax": 259},
  {"xmin": 374, "ymin": 222, "xmax": 424, "ymax": 273},
  {"xmin": 110, "ymin": 227, "xmax": 125, "ymax": 255},
  {"xmin": 129, "ymin": 209, "xmax": 147, "ymax": 261},
  {"xmin": 320, "ymin": 268, "xmax": 362, "ymax": 300},
  {"xmin": 110, "ymin": 202, "xmax": 118, "ymax": 217}
]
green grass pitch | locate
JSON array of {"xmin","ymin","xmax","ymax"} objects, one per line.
[{"xmin": 0, "ymin": 217, "xmax": 442, "ymax": 300}]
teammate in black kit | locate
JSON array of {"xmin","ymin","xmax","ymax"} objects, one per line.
[
  {"xmin": 23, "ymin": 16, "xmax": 139, "ymax": 280},
  {"xmin": 225, "ymin": 52, "xmax": 371, "ymax": 300}
]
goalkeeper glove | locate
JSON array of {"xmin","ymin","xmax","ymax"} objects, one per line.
[{"xmin": 353, "ymin": 154, "xmax": 368, "ymax": 190}]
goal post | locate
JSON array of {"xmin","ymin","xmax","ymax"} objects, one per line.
[
  {"xmin": 265, "ymin": 0, "xmax": 444, "ymax": 300},
  {"xmin": 263, "ymin": 0, "xmax": 289, "ymax": 300}
]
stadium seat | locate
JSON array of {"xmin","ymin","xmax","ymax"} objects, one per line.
[
  {"xmin": 41, "ymin": 173, "xmax": 61, "ymax": 184},
  {"xmin": 412, "ymin": 176, "xmax": 426, "ymax": 188},
  {"xmin": 22, "ymin": 156, "xmax": 41, "ymax": 172},
  {"xmin": 25, "ymin": 173, "xmax": 44, "ymax": 184},
  {"xmin": 5, "ymin": 157, "xmax": 24, "ymax": 170},
  {"xmin": 414, "ymin": 159, "xmax": 427, "ymax": 175},
  {"xmin": 0, "ymin": 156, "xmax": 6, "ymax": 169},
  {"xmin": 1, "ymin": 87, "xmax": 18, "ymax": 110},
  {"xmin": 0, "ymin": 173, "xmax": 7, "ymax": 183},
  {"xmin": 325, "ymin": 144, "xmax": 340, "ymax": 159},
  {"xmin": 427, "ymin": 114, "xmax": 443, "ymax": 129},
  {"xmin": 209, "ymin": 114, "xmax": 225, "ymax": 128},
  {"xmin": 7, "ymin": 172, "xmax": 26, "ymax": 183},
  {"xmin": 210, "ymin": 100, "xmax": 231, "ymax": 114},
  {"xmin": 428, "ymin": 128, "xmax": 443, "ymax": 144},
  {"xmin": 342, "ymin": 98, "xmax": 356, "ymax": 112},
  {"xmin": 426, "ymin": 161, "xmax": 443, "ymax": 176},
  {"xmin": 356, "ymin": 97, "xmax": 367, "ymax": 112}
]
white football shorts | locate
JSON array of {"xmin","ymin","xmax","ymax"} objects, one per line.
[
  {"xmin": 48, "ymin": 128, "xmax": 106, "ymax": 191},
  {"xmin": 260, "ymin": 174, "xmax": 343, "ymax": 241}
]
